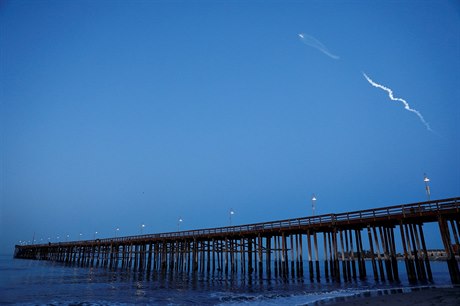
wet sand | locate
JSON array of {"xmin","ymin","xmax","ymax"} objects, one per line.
[{"xmin": 320, "ymin": 286, "xmax": 460, "ymax": 306}]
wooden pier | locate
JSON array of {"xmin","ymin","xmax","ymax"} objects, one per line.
[{"xmin": 14, "ymin": 197, "xmax": 460, "ymax": 283}]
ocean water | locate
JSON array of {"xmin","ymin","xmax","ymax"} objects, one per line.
[{"xmin": 0, "ymin": 254, "xmax": 453, "ymax": 305}]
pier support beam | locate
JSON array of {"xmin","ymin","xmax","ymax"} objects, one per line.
[{"xmin": 438, "ymin": 217, "xmax": 460, "ymax": 284}]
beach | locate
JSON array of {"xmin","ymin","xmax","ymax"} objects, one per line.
[{"xmin": 323, "ymin": 286, "xmax": 460, "ymax": 306}]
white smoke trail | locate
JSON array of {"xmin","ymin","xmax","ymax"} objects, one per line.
[
  {"xmin": 298, "ymin": 33, "xmax": 340, "ymax": 60},
  {"xmin": 363, "ymin": 72, "xmax": 432, "ymax": 131}
]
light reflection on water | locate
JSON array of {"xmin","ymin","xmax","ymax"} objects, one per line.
[{"xmin": 0, "ymin": 254, "xmax": 452, "ymax": 305}]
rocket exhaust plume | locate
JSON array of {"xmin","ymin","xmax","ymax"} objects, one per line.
[
  {"xmin": 298, "ymin": 33, "xmax": 339, "ymax": 60},
  {"xmin": 363, "ymin": 72, "xmax": 432, "ymax": 131}
]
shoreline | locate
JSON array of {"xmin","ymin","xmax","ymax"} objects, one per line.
[{"xmin": 314, "ymin": 286, "xmax": 460, "ymax": 306}]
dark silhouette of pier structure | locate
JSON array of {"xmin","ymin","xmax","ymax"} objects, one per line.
[{"xmin": 14, "ymin": 197, "xmax": 460, "ymax": 284}]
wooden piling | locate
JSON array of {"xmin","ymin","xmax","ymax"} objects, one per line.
[
  {"xmin": 328, "ymin": 232, "xmax": 334, "ymax": 279},
  {"xmin": 258, "ymin": 235, "xmax": 263, "ymax": 277},
  {"xmin": 408, "ymin": 223, "xmax": 423, "ymax": 280},
  {"xmin": 438, "ymin": 217, "xmax": 460, "ymax": 284},
  {"xmin": 323, "ymin": 232, "xmax": 329, "ymax": 281},
  {"xmin": 367, "ymin": 226, "xmax": 378, "ymax": 281},
  {"xmin": 274, "ymin": 235, "xmax": 279, "ymax": 277},
  {"xmin": 295, "ymin": 234, "xmax": 300, "ymax": 277},
  {"xmin": 241, "ymin": 239, "xmax": 246, "ymax": 275},
  {"xmin": 266, "ymin": 236, "xmax": 271, "ymax": 276},
  {"xmin": 449, "ymin": 220, "xmax": 460, "ymax": 256},
  {"xmin": 290, "ymin": 234, "xmax": 295, "ymax": 278},
  {"xmin": 313, "ymin": 232, "xmax": 320, "ymax": 281},
  {"xmin": 339, "ymin": 230, "xmax": 347, "ymax": 281},
  {"xmin": 412, "ymin": 224, "xmax": 427, "ymax": 280},
  {"xmin": 417, "ymin": 224, "xmax": 432, "ymax": 281},
  {"xmin": 332, "ymin": 229, "xmax": 340, "ymax": 281},
  {"xmin": 388, "ymin": 227, "xmax": 399, "ymax": 281},
  {"xmin": 248, "ymin": 237, "xmax": 253, "ymax": 274},
  {"xmin": 379, "ymin": 227, "xmax": 393, "ymax": 281},
  {"xmin": 401, "ymin": 224, "xmax": 416, "ymax": 282},
  {"xmin": 348, "ymin": 229, "xmax": 356, "ymax": 279},
  {"xmin": 356, "ymin": 229, "xmax": 366, "ymax": 279},
  {"xmin": 372, "ymin": 226, "xmax": 385, "ymax": 281},
  {"xmin": 307, "ymin": 231, "xmax": 313, "ymax": 280},
  {"xmin": 282, "ymin": 233, "xmax": 289, "ymax": 277},
  {"xmin": 343, "ymin": 230, "xmax": 352, "ymax": 281}
]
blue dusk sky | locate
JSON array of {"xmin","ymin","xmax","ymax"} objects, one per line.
[{"xmin": 1, "ymin": 0, "xmax": 459, "ymax": 254}]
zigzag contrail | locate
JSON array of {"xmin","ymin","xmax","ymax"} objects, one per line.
[{"xmin": 363, "ymin": 72, "xmax": 432, "ymax": 131}]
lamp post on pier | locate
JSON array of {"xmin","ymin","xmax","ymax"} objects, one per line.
[
  {"xmin": 311, "ymin": 194, "xmax": 317, "ymax": 216},
  {"xmin": 424, "ymin": 174, "xmax": 431, "ymax": 201},
  {"xmin": 229, "ymin": 208, "xmax": 235, "ymax": 226},
  {"xmin": 178, "ymin": 217, "xmax": 183, "ymax": 231}
]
